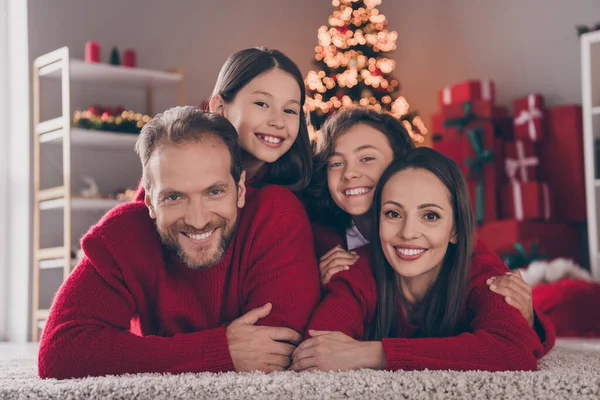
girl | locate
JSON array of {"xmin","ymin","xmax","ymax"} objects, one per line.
[
  {"xmin": 292, "ymin": 147, "xmax": 544, "ymax": 372},
  {"xmin": 304, "ymin": 107, "xmax": 552, "ymax": 347},
  {"xmin": 135, "ymin": 47, "xmax": 312, "ymax": 201}
]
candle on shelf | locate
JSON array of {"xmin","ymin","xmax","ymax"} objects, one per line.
[
  {"xmin": 123, "ymin": 49, "xmax": 137, "ymax": 68},
  {"xmin": 85, "ymin": 41, "xmax": 101, "ymax": 63}
]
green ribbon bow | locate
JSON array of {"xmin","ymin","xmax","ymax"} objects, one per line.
[
  {"xmin": 501, "ymin": 242, "xmax": 548, "ymax": 270},
  {"xmin": 464, "ymin": 127, "xmax": 494, "ymax": 223},
  {"xmin": 443, "ymin": 101, "xmax": 487, "ymax": 133}
]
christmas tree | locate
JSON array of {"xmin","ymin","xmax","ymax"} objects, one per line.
[{"xmin": 305, "ymin": 0, "xmax": 427, "ymax": 143}]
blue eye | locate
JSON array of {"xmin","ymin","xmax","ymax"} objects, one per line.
[{"xmin": 165, "ymin": 194, "xmax": 181, "ymax": 202}]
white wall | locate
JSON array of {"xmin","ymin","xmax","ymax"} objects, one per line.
[
  {"xmin": 379, "ymin": 0, "xmax": 600, "ymax": 130},
  {"xmin": 2, "ymin": 0, "xmax": 30, "ymax": 342},
  {"xmin": 0, "ymin": 0, "xmax": 9, "ymax": 341},
  {"xmin": 28, "ymin": 0, "xmax": 600, "ymax": 135}
]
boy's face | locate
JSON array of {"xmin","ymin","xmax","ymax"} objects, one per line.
[{"xmin": 326, "ymin": 123, "xmax": 394, "ymax": 216}]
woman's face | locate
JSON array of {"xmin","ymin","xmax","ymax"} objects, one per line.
[
  {"xmin": 379, "ymin": 168, "xmax": 457, "ymax": 282},
  {"xmin": 326, "ymin": 123, "xmax": 394, "ymax": 216},
  {"xmin": 217, "ymin": 68, "xmax": 301, "ymax": 165}
]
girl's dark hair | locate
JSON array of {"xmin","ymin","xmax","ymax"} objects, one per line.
[
  {"xmin": 212, "ymin": 47, "xmax": 311, "ymax": 192},
  {"xmin": 368, "ymin": 147, "xmax": 475, "ymax": 340},
  {"xmin": 305, "ymin": 107, "xmax": 415, "ymax": 233}
]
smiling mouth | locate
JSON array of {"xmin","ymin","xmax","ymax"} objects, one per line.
[
  {"xmin": 182, "ymin": 229, "xmax": 216, "ymax": 242},
  {"xmin": 394, "ymin": 246, "xmax": 427, "ymax": 260},
  {"xmin": 255, "ymin": 133, "xmax": 284, "ymax": 147},
  {"xmin": 343, "ymin": 187, "xmax": 373, "ymax": 197}
]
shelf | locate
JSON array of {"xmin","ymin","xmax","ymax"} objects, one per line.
[
  {"xmin": 37, "ymin": 247, "xmax": 66, "ymax": 260},
  {"xmin": 39, "ymin": 258, "xmax": 77, "ymax": 270},
  {"xmin": 40, "ymin": 127, "xmax": 140, "ymax": 149},
  {"xmin": 42, "ymin": 58, "xmax": 182, "ymax": 88},
  {"xmin": 40, "ymin": 197, "xmax": 125, "ymax": 211}
]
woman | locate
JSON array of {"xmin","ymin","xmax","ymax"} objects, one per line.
[
  {"xmin": 292, "ymin": 148, "xmax": 544, "ymax": 372},
  {"xmin": 304, "ymin": 107, "xmax": 553, "ymax": 348},
  {"xmin": 135, "ymin": 47, "xmax": 312, "ymax": 201}
]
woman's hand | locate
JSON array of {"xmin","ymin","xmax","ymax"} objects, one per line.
[
  {"xmin": 319, "ymin": 246, "xmax": 359, "ymax": 285},
  {"xmin": 290, "ymin": 330, "xmax": 385, "ymax": 372},
  {"xmin": 487, "ymin": 270, "xmax": 534, "ymax": 327}
]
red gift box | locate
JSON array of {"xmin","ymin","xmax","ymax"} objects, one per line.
[
  {"xmin": 477, "ymin": 220, "xmax": 584, "ymax": 265},
  {"xmin": 432, "ymin": 126, "xmax": 497, "ymax": 223},
  {"xmin": 504, "ymin": 140, "xmax": 539, "ymax": 182},
  {"xmin": 441, "ymin": 100, "xmax": 506, "ymax": 140},
  {"xmin": 513, "ymin": 94, "xmax": 544, "ymax": 142},
  {"xmin": 438, "ymin": 80, "xmax": 495, "ymax": 107},
  {"xmin": 431, "ymin": 112, "xmax": 444, "ymax": 134},
  {"xmin": 538, "ymin": 105, "xmax": 586, "ymax": 222},
  {"xmin": 500, "ymin": 181, "xmax": 551, "ymax": 221}
]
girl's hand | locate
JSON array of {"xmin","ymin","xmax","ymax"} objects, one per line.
[
  {"xmin": 290, "ymin": 330, "xmax": 385, "ymax": 372},
  {"xmin": 487, "ymin": 270, "xmax": 534, "ymax": 327},
  {"xmin": 319, "ymin": 246, "xmax": 359, "ymax": 285}
]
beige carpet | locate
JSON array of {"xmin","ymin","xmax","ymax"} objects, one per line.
[{"xmin": 1, "ymin": 339, "xmax": 599, "ymax": 399}]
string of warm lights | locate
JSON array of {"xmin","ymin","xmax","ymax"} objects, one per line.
[{"xmin": 305, "ymin": 0, "xmax": 427, "ymax": 143}]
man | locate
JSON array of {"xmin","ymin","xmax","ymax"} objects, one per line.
[{"xmin": 38, "ymin": 106, "xmax": 321, "ymax": 379}]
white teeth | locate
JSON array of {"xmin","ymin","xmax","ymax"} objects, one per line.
[
  {"xmin": 344, "ymin": 187, "xmax": 371, "ymax": 196},
  {"xmin": 258, "ymin": 134, "xmax": 282, "ymax": 144},
  {"xmin": 396, "ymin": 248, "xmax": 425, "ymax": 256},
  {"xmin": 188, "ymin": 230, "xmax": 214, "ymax": 240}
]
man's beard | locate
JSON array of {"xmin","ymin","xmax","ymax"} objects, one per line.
[{"xmin": 158, "ymin": 219, "xmax": 237, "ymax": 270}]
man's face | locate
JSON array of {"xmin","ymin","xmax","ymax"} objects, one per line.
[{"xmin": 144, "ymin": 139, "xmax": 245, "ymax": 270}]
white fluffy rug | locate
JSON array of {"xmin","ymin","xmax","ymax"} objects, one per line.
[{"xmin": 1, "ymin": 340, "xmax": 599, "ymax": 399}]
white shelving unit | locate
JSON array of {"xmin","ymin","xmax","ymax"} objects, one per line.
[
  {"xmin": 581, "ymin": 30, "xmax": 600, "ymax": 280},
  {"xmin": 31, "ymin": 46, "xmax": 184, "ymax": 340}
]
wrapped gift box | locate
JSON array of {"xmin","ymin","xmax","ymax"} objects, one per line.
[
  {"xmin": 504, "ymin": 140, "xmax": 539, "ymax": 182},
  {"xmin": 513, "ymin": 94, "xmax": 544, "ymax": 142},
  {"xmin": 438, "ymin": 80, "xmax": 495, "ymax": 107},
  {"xmin": 432, "ymin": 126, "xmax": 497, "ymax": 223},
  {"xmin": 500, "ymin": 181, "xmax": 551, "ymax": 221},
  {"xmin": 442, "ymin": 101, "xmax": 507, "ymax": 140},
  {"xmin": 477, "ymin": 220, "xmax": 585, "ymax": 265},
  {"xmin": 538, "ymin": 105, "xmax": 586, "ymax": 222}
]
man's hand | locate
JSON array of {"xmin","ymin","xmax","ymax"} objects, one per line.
[
  {"xmin": 290, "ymin": 330, "xmax": 386, "ymax": 372},
  {"xmin": 487, "ymin": 270, "xmax": 534, "ymax": 327},
  {"xmin": 319, "ymin": 246, "xmax": 359, "ymax": 285},
  {"xmin": 226, "ymin": 303, "xmax": 303, "ymax": 373}
]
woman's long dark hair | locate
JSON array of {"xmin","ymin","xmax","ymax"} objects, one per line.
[
  {"xmin": 304, "ymin": 107, "xmax": 415, "ymax": 233},
  {"xmin": 368, "ymin": 147, "xmax": 476, "ymax": 340},
  {"xmin": 211, "ymin": 47, "xmax": 312, "ymax": 192}
]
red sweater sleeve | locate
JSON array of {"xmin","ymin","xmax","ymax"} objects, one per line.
[
  {"xmin": 241, "ymin": 187, "xmax": 321, "ymax": 334},
  {"xmin": 306, "ymin": 245, "xmax": 376, "ymax": 339},
  {"xmin": 381, "ymin": 258, "xmax": 544, "ymax": 372},
  {"xmin": 38, "ymin": 233, "xmax": 233, "ymax": 379},
  {"xmin": 474, "ymin": 238, "xmax": 555, "ymax": 354}
]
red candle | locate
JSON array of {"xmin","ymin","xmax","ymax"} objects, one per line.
[
  {"xmin": 123, "ymin": 49, "xmax": 137, "ymax": 68},
  {"xmin": 85, "ymin": 41, "xmax": 101, "ymax": 63}
]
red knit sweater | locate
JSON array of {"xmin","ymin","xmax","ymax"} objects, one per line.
[
  {"xmin": 38, "ymin": 185, "xmax": 321, "ymax": 379},
  {"xmin": 308, "ymin": 224, "xmax": 555, "ymax": 371}
]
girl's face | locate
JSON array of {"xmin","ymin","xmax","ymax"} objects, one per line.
[
  {"xmin": 327, "ymin": 123, "xmax": 394, "ymax": 216},
  {"xmin": 215, "ymin": 68, "xmax": 301, "ymax": 165},
  {"xmin": 379, "ymin": 168, "xmax": 457, "ymax": 282}
]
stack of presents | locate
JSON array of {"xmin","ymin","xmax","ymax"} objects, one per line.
[{"xmin": 431, "ymin": 80, "xmax": 587, "ymax": 270}]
